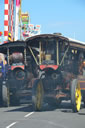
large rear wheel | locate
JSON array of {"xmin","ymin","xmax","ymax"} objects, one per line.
[
  {"xmin": 71, "ymin": 79, "xmax": 81, "ymax": 112},
  {"xmin": 32, "ymin": 79, "xmax": 44, "ymax": 111},
  {"xmin": 0, "ymin": 83, "xmax": 2, "ymax": 106},
  {"xmin": 2, "ymin": 81, "xmax": 10, "ymax": 107}
]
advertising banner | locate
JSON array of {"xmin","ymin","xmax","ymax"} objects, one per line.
[
  {"xmin": 21, "ymin": 12, "xmax": 29, "ymax": 24},
  {"xmin": 27, "ymin": 24, "xmax": 41, "ymax": 37},
  {"xmin": 34, "ymin": 25, "xmax": 41, "ymax": 34},
  {"xmin": 28, "ymin": 24, "xmax": 34, "ymax": 32}
]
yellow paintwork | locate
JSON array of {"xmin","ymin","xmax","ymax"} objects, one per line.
[
  {"xmin": 75, "ymin": 83, "xmax": 81, "ymax": 112},
  {"xmin": 36, "ymin": 82, "xmax": 43, "ymax": 110}
]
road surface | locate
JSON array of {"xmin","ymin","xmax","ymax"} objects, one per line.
[{"xmin": 0, "ymin": 101, "xmax": 85, "ymax": 128}]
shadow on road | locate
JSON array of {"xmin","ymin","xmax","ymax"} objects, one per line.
[
  {"xmin": 78, "ymin": 113, "xmax": 85, "ymax": 115},
  {"xmin": 42, "ymin": 101, "xmax": 73, "ymax": 113},
  {"xmin": 4, "ymin": 102, "xmax": 72, "ymax": 113},
  {"xmin": 4, "ymin": 101, "xmax": 84, "ymax": 113},
  {"xmin": 60, "ymin": 102, "xmax": 85, "ymax": 114},
  {"xmin": 5, "ymin": 104, "xmax": 33, "ymax": 113}
]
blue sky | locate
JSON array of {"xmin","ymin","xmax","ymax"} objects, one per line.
[{"xmin": 0, "ymin": 0, "xmax": 85, "ymax": 42}]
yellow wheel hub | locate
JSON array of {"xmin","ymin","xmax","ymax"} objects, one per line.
[
  {"xmin": 36, "ymin": 82, "xmax": 43, "ymax": 110},
  {"xmin": 75, "ymin": 83, "xmax": 81, "ymax": 111}
]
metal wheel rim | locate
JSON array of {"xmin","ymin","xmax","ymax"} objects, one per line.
[
  {"xmin": 75, "ymin": 83, "xmax": 81, "ymax": 111},
  {"xmin": 36, "ymin": 82, "xmax": 43, "ymax": 110}
]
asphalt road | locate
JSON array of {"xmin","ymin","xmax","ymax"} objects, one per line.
[{"xmin": 0, "ymin": 101, "xmax": 85, "ymax": 128}]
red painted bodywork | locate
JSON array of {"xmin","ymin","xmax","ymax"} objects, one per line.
[
  {"xmin": 40, "ymin": 65, "xmax": 58, "ymax": 70},
  {"xmin": 11, "ymin": 65, "xmax": 24, "ymax": 70}
]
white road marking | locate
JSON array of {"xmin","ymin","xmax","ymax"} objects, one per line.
[
  {"xmin": 24, "ymin": 112, "xmax": 34, "ymax": 118},
  {"xmin": 6, "ymin": 112, "xmax": 34, "ymax": 127},
  {"xmin": 6, "ymin": 122, "xmax": 17, "ymax": 128}
]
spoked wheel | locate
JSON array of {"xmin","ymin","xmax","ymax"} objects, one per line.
[
  {"xmin": 71, "ymin": 79, "xmax": 81, "ymax": 112},
  {"xmin": 2, "ymin": 82, "xmax": 10, "ymax": 107},
  {"xmin": 32, "ymin": 79, "xmax": 44, "ymax": 111},
  {"xmin": 0, "ymin": 84, "xmax": 2, "ymax": 106}
]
